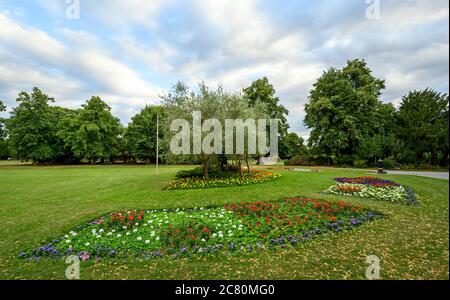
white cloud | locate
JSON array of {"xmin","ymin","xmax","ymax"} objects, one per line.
[{"xmin": 0, "ymin": 13, "xmax": 164, "ymax": 118}]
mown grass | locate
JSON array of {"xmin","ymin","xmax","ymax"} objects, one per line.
[{"xmin": 0, "ymin": 165, "xmax": 448, "ymax": 279}]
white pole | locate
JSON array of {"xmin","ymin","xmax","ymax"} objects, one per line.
[{"xmin": 156, "ymin": 113, "xmax": 159, "ymax": 176}]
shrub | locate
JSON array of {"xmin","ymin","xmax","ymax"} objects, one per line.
[
  {"xmin": 175, "ymin": 168, "xmax": 235, "ymax": 179},
  {"xmin": 382, "ymin": 157, "xmax": 397, "ymax": 170},
  {"xmin": 286, "ymin": 155, "xmax": 312, "ymax": 166},
  {"xmin": 353, "ymin": 160, "xmax": 368, "ymax": 168}
]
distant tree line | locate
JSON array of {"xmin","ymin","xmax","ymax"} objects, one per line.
[
  {"xmin": 0, "ymin": 60, "xmax": 448, "ymax": 168},
  {"xmin": 303, "ymin": 59, "xmax": 449, "ymax": 168}
]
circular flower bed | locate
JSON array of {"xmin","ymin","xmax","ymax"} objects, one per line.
[
  {"xmin": 19, "ymin": 196, "xmax": 379, "ymax": 261},
  {"xmin": 164, "ymin": 170, "xmax": 281, "ymax": 190},
  {"xmin": 324, "ymin": 176, "xmax": 418, "ymax": 205}
]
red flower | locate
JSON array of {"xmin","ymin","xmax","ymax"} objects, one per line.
[
  {"xmin": 255, "ymin": 222, "xmax": 260, "ymax": 227},
  {"xmin": 202, "ymin": 227, "xmax": 209, "ymax": 233}
]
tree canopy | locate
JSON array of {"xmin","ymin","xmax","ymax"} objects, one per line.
[
  {"xmin": 304, "ymin": 59, "xmax": 386, "ymax": 164},
  {"xmin": 125, "ymin": 105, "xmax": 164, "ymax": 162},
  {"xmin": 57, "ymin": 96, "xmax": 122, "ymax": 163},
  {"xmin": 7, "ymin": 88, "xmax": 58, "ymax": 163},
  {"xmin": 396, "ymin": 89, "xmax": 449, "ymax": 165}
]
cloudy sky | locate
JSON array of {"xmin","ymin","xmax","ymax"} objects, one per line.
[{"xmin": 0, "ymin": 0, "xmax": 448, "ymax": 139}]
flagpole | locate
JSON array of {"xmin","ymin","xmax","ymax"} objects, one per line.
[{"xmin": 156, "ymin": 113, "xmax": 159, "ymax": 176}]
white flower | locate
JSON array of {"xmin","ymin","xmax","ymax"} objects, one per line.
[
  {"xmin": 107, "ymin": 232, "xmax": 112, "ymax": 236},
  {"xmin": 64, "ymin": 235, "xmax": 69, "ymax": 238},
  {"xmin": 212, "ymin": 233, "xmax": 217, "ymax": 238},
  {"xmin": 150, "ymin": 231, "xmax": 155, "ymax": 236},
  {"xmin": 111, "ymin": 230, "xmax": 116, "ymax": 233},
  {"xmin": 66, "ymin": 239, "xmax": 71, "ymax": 243},
  {"xmin": 144, "ymin": 224, "xmax": 148, "ymax": 227},
  {"xmin": 201, "ymin": 238, "xmax": 206, "ymax": 242},
  {"xmin": 99, "ymin": 229, "xmax": 104, "ymax": 233},
  {"xmin": 91, "ymin": 229, "xmax": 97, "ymax": 234},
  {"xmin": 126, "ymin": 232, "xmax": 131, "ymax": 236},
  {"xmin": 148, "ymin": 220, "xmax": 153, "ymax": 224},
  {"xmin": 135, "ymin": 223, "xmax": 139, "ymax": 226},
  {"xmin": 117, "ymin": 234, "xmax": 122, "ymax": 238},
  {"xmin": 96, "ymin": 235, "xmax": 101, "ymax": 239},
  {"xmin": 137, "ymin": 236, "xmax": 142, "ymax": 241},
  {"xmin": 122, "ymin": 226, "xmax": 127, "ymax": 230},
  {"xmin": 145, "ymin": 240, "xmax": 150, "ymax": 244},
  {"xmin": 85, "ymin": 242, "xmax": 90, "ymax": 246},
  {"xmin": 133, "ymin": 229, "xmax": 138, "ymax": 232},
  {"xmin": 156, "ymin": 237, "xmax": 160, "ymax": 241}
]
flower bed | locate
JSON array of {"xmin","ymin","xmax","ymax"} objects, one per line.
[
  {"xmin": 324, "ymin": 176, "xmax": 418, "ymax": 205},
  {"xmin": 164, "ymin": 170, "xmax": 281, "ymax": 190},
  {"xmin": 19, "ymin": 196, "xmax": 379, "ymax": 261}
]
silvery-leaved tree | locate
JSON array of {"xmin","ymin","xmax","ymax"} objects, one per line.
[
  {"xmin": 162, "ymin": 82, "xmax": 268, "ymax": 179},
  {"xmin": 162, "ymin": 82, "xmax": 226, "ymax": 179}
]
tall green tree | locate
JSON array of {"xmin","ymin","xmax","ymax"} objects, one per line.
[
  {"xmin": 0, "ymin": 100, "xmax": 9, "ymax": 159},
  {"xmin": 0, "ymin": 100, "xmax": 6, "ymax": 139},
  {"xmin": 162, "ymin": 82, "xmax": 226, "ymax": 178},
  {"xmin": 280, "ymin": 132, "xmax": 308, "ymax": 159},
  {"xmin": 125, "ymin": 105, "xmax": 165, "ymax": 162},
  {"xmin": 304, "ymin": 59, "xmax": 386, "ymax": 164},
  {"xmin": 243, "ymin": 77, "xmax": 289, "ymax": 157},
  {"xmin": 58, "ymin": 96, "xmax": 121, "ymax": 163},
  {"xmin": 7, "ymin": 88, "xmax": 57, "ymax": 163},
  {"xmin": 396, "ymin": 89, "xmax": 449, "ymax": 165}
]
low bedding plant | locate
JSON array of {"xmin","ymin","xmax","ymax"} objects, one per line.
[
  {"xmin": 19, "ymin": 196, "xmax": 379, "ymax": 261},
  {"xmin": 324, "ymin": 176, "xmax": 418, "ymax": 205},
  {"xmin": 164, "ymin": 169, "xmax": 281, "ymax": 190}
]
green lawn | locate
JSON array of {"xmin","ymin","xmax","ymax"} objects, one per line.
[{"xmin": 0, "ymin": 165, "xmax": 448, "ymax": 279}]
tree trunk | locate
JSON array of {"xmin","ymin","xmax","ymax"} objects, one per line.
[
  {"xmin": 237, "ymin": 155, "xmax": 243, "ymax": 178},
  {"xmin": 244, "ymin": 154, "xmax": 251, "ymax": 174},
  {"xmin": 203, "ymin": 162, "xmax": 209, "ymax": 179}
]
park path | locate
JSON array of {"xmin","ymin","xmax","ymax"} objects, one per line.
[{"xmin": 372, "ymin": 170, "xmax": 449, "ymax": 180}]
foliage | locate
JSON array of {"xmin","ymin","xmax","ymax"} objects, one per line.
[
  {"xmin": 19, "ymin": 196, "xmax": 378, "ymax": 260},
  {"xmin": 353, "ymin": 160, "xmax": 367, "ymax": 168},
  {"xmin": 280, "ymin": 132, "xmax": 307, "ymax": 159},
  {"xmin": 243, "ymin": 77, "xmax": 290, "ymax": 158},
  {"xmin": 396, "ymin": 89, "xmax": 449, "ymax": 166},
  {"xmin": 165, "ymin": 170, "xmax": 281, "ymax": 190},
  {"xmin": 0, "ymin": 101, "xmax": 8, "ymax": 159},
  {"xmin": 6, "ymin": 88, "xmax": 58, "ymax": 163},
  {"xmin": 174, "ymin": 167, "xmax": 237, "ymax": 179},
  {"xmin": 162, "ymin": 82, "xmax": 268, "ymax": 178},
  {"xmin": 125, "ymin": 105, "xmax": 164, "ymax": 162},
  {"xmin": 285, "ymin": 155, "xmax": 314, "ymax": 166},
  {"xmin": 57, "ymin": 96, "xmax": 121, "ymax": 162},
  {"xmin": 304, "ymin": 59, "xmax": 386, "ymax": 161},
  {"xmin": 0, "ymin": 100, "xmax": 6, "ymax": 139}
]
